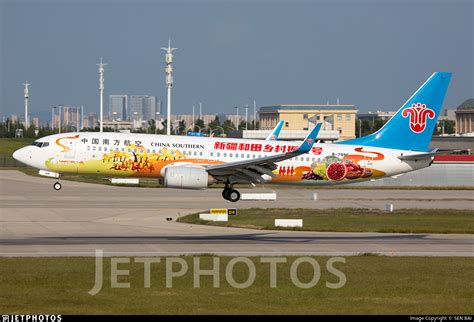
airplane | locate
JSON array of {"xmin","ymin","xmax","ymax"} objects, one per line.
[{"xmin": 13, "ymin": 72, "xmax": 455, "ymax": 202}]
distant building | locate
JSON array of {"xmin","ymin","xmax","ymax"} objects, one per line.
[
  {"xmin": 102, "ymin": 120, "xmax": 133, "ymax": 131},
  {"xmin": 171, "ymin": 114, "xmax": 193, "ymax": 128},
  {"xmin": 357, "ymin": 111, "xmax": 396, "ymax": 123},
  {"xmin": 32, "ymin": 117, "xmax": 40, "ymax": 129},
  {"xmin": 455, "ymin": 99, "xmax": 474, "ymax": 135},
  {"xmin": 129, "ymin": 95, "xmax": 158, "ymax": 123},
  {"xmin": 226, "ymin": 115, "xmax": 243, "ymax": 129},
  {"xmin": 83, "ymin": 112, "xmax": 98, "ymax": 129},
  {"xmin": 202, "ymin": 114, "xmax": 217, "ymax": 126},
  {"xmin": 259, "ymin": 104, "xmax": 358, "ymax": 140},
  {"xmin": 109, "ymin": 95, "xmax": 128, "ymax": 121},
  {"xmin": 53, "ymin": 115, "xmax": 61, "ymax": 129},
  {"xmin": 129, "ymin": 95, "xmax": 145, "ymax": 121},
  {"xmin": 62, "ymin": 106, "xmax": 81, "ymax": 130},
  {"xmin": 170, "ymin": 114, "xmax": 219, "ymax": 130},
  {"xmin": 439, "ymin": 109, "xmax": 456, "ymax": 122},
  {"xmin": 142, "ymin": 96, "xmax": 157, "ymax": 122}
]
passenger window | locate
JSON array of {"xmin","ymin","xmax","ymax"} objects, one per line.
[
  {"xmin": 229, "ymin": 153, "xmax": 233, "ymax": 157},
  {"xmin": 217, "ymin": 152, "xmax": 221, "ymax": 157},
  {"xmin": 224, "ymin": 153, "xmax": 227, "ymax": 157},
  {"xmin": 199, "ymin": 152, "xmax": 203, "ymax": 156},
  {"xmin": 87, "ymin": 146, "xmax": 90, "ymax": 151},
  {"xmin": 98, "ymin": 147, "xmax": 102, "ymax": 151},
  {"xmin": 93, "ymin": 147, "xmax": 96, "ymax": 151}
]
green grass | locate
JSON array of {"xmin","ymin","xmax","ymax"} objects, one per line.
[
  {"xmin": 0, "ymin": 138, "xmax": 34, "ymax": 154},
  {"xmin": 0, "ymin": 138, "xmax": 34, "ymax": 167},
  {"xmin": 0, "ymin": 256, "xmax": 472, "ymax": 314},
  {"xmin": 178, "ymin": 208, "xmax": 474, "ymax": 234}
]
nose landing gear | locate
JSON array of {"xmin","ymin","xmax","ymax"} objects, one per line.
[
  {"xmin": 222, "ymin": 184, "xmax": 240, "ymax": 202},
  {"xmin": 53, "ymin": 181, "xmax": 62, "ymax": 191}
]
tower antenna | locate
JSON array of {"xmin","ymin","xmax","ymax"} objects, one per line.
[
  {"xmin": 161, "ymin": 40, "xmax": 177, "ymax": 135},
  {"xmin": 97, "ymin": 57, "xmax": 107, "ymax": 132}
]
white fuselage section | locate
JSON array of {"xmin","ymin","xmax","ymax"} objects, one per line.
[{"xmin": 13, "ymin": 132, "xmax": 432, "ymax": 185}]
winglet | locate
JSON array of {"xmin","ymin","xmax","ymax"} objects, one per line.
[
  {"xmin": 294, "ymin": 123, "xmax": 321, "ymax": 154},
  {"xmin": 266, "ymin": 120, "xmax": 285, "ymax": 140}
]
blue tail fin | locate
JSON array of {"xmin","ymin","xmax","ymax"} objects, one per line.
[
  {"xmin": 266, "ymin": 120, "xmax": 284, "ymax": 140},
  {"xmin": 294, "ymin": 123, "xmax": 322, "ymax": 153},
  {"xmin": 341, "ymin": 72, "xmax": 452, "ymax": 151}
]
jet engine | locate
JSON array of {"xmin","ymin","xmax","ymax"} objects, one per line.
[{"xmin": 163, "ymin": 166, "xmax": 214, "ymax": 189}]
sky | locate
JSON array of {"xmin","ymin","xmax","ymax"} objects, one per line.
[{"xmin": 1, "ymin": 0, "xmax": 473, "ymax": 122}]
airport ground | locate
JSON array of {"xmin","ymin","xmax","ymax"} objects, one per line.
[
  {"xmin": 0, "ymin": 170, "xmax": 473, "ymax": 314},
  {"xmin": 0, "ymin": 170, "xmax": 473, "ymax": 256}
]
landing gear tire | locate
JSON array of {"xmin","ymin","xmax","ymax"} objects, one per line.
[
  {"xmin": 222, "ymin": 189, "xmax": 231, "ymax": 200},
  {"xmin": 227, "ymin": 189, "xmax": 240, "ymax": 202},
  {"xmin": 53, "ymin": 182, "xmax": 62, "ymax": 191}
]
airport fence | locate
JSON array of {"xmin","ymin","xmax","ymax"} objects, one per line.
[{"xmin": 0, "ymin": 154, "xmax": 28, "ymax": 168}]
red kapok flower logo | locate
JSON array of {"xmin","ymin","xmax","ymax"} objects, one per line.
[{"xmin": 401, "ymin": 103, "xmax": 435, "ymax": 133}]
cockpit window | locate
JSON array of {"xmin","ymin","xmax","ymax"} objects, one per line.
[{"xmin": 31, "ymin": 141, "xmax": 49, "ymax": 148}]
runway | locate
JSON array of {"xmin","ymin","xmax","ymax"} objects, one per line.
[{"xmin": 1, "ymin": 170, "xmax": 473, "ymax": 257}]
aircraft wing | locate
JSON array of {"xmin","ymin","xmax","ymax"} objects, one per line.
[
  {"xmin": 206, "ymin": 123, "xmax": 321, "ymax": 183},
  {"xmin": 398, "ymin": 148, "xmax": 466, "ymax": 161}
]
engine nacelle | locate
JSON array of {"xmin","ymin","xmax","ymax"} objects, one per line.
[{"xmin": 163, "ymin": 166, "xmax": 212, "ymax": 189}]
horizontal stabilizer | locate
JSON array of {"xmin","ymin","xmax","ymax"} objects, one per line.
[{"xmin": 398, "ymin": 149, "xmax": 466, "ymax": 161}]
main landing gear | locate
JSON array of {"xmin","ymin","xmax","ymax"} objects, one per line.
[
  {"xmin": 53, "ymin": 181, "xmax": 62, "ymax": 191},
  {"xmin": 222, "ymin": 184, "xmax": 240, "ymax": 202}
]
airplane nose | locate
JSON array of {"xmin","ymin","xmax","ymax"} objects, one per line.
[{"xmin": 12, "ymin": 147, "xmax": 29, "ymax": 164}]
